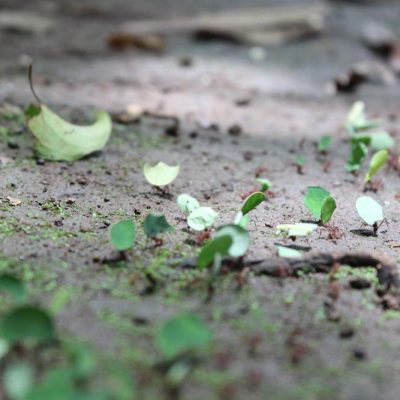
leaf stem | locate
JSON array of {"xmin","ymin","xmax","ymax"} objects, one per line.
[{"xmin": 28, "ymin": 63, "xmax": 43, "ymax": 104}]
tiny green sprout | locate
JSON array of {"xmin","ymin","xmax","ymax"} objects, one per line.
[
  {"xmin": 256, "ymin": 178, "xmax": 272, "ymax": 192},
  {"xmin": 143, "ymin": 162, "xmax": 180, "ymax": 187},
  {"xmin": 304, "ymin": 186, "xmax": 336, "ymax": 224},
  {"xmin": 187, "ymin": 207, "xmax": 218, "ymax": 231},
  {"xmin": 295, "ymin": 154, "xmax": 306, "ymax": 174},
  {"xmin": 356, "ymin": 196, "xmax": 383, "ymax": 234},
  {"xmin": 241, "ymin": 192, "xmax": 265, "ymax": 215},
  {"xmin": 197, "ymin": 235, "xmax": 232, "ymax": 269},
  {"xmin": 110, "ymin": 220, "xmax": 136, "ymax": 251},
  {"xmin": 143, "ymin": 214, "xmax": 173, "ymax": 238},
  {"xmin": 177, "ymin": 194, "xmax": 199, "ymax": 214},
  {"xmin": 156, "ymin": 313, "xmax": 212, "ymax": 359},
  {"xmin": 370, "ymin": 132, "xmax": 394, "ymax": 151},
  {"xmin": 276, "ymin": 223, "xmax": 317, "ymax": 237},
  {"xmin": 346, "ymin": 101, "xmax": 381, "ymax": 135},
  {"xmin": 215, "ymin": 224, "xmax": 250, "ymax": 258},
  {"xmin": 365, "ymin": 149, "xmax": 388, "ymax": 183},
  {"xmin": 318, "ymin": 135, "xmax": 332, "ymax": 153},
  {"xmin": 276, "ymin": 245, "xmax": 302, "ymax": 258}
]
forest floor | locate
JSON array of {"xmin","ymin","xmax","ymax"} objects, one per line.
[{"xmin": 0, "ymin": 0, "xmax": 400, "ymax": 399}]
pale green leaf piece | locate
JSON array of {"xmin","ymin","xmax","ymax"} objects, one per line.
[
  {"xmin": 165, "ymin": 360, "xmax": 191, "ymax": 387},
  {"xmin": 233, "ymin": 211, "xmax": 250, "ymax": 230},
  {"xmin": 110, "ymin": 220, "xmax": 136, "ymax": 251},
  {"xmin": 303, "ymin": 186, "xmax": 336, "ymax": 224},
  {"xmin": 356, "ymin": 196, "xmax": 383, "ymax": 226},
  {"xmin": 143, "ymin": 162, "xmax": 180, "ymax": 187},
  {"xmin": 215, "ymin": 224, "xmax": 250, "ymax": 257},
  {"xmin": 365, "ymin": 149, "xmax": 388, "ymax": 183},
  {"xmin": 346, "ymin": 101, "xmax": 381, "ymax": 134},
  {"xmin": 143, "ymin": 214, "xmax": 173, "ymax": 238},
  {"xmin": 177, "ymin": 194, "xmax": 200, "ymax": 214},
  {"xmin": 4, "ymin": 362, "xmax": 34, "ymax": 400},
  {"xmin": 370, "ymin": 132, "xmax": 395, "ymax": 151},
  {"xmin": 276, "ymin": 223, "xmax": 317, "ymax": 237},
  {"xmin": 256, "ymin": 178, "xmax": 272, "ymax": 192},
  {"xmin": 187, "ymin": 207, "xmax": 218, "ymax": 231},
  {"xmin": 156, "ymin": 313, "xmax": 212, "ymax": 359},
  {"xmin": 276, "ymin": 245, "xmax": 302, "ymax": 258},
  {"xmin": 198, "ymin": 236, "xmax": 232, "ymax": 269},
  {"xmin": 318, "ymin": 135, "xmax": 332, "ymax": 152},
  {"xmin": 26, "ymin": 105, "xmax": 112, "ymax": 161},
  {"xmin": 241, "ymin": 192, "xmax": 265, "ymax": 215}
]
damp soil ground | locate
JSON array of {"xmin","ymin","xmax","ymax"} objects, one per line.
[{"xmin": 1, "ymin": 1, "xmax": 400, "ymax": 399}]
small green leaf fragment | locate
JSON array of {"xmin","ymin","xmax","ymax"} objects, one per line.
[
  {"xmin": 1, "ymin": 306, "xmax": 55, "ymax": 343},
  {"xmin": 4, "ymin": 361, "xmax": 34, "ymax": 400},
  {"xmin": 0, "ymin": 275, "xmax": 25, "ymax": 303},
  {"xmin": 0, "ymin": 339, "xmax": 9, "ymax": 359},
  {"xmin": 318, "ymin": 135, "xmax": 332, "ymax": 152},
  {"xmin": 24, "ymin": 368, "xmax": 76, "ymax": 400},
  {"xmin": 256, "ymin": 178, "xmax": 272, "ymax": 192},
  {"xmin": 110, "ymin": 220, "xmax": 136, "ymax": 251},
  {"xmin": 143, "ymin": 162, "xmax": 180, "ymax": 187},
  {"xmin": 356, "ymin": 196, "xmax": 383, "ymax": 226},
  {"xmin": 320, "ymin": 196, "xmax": 337, "ymax": 224},
  {"xmin": 296, "ymin": 154, "xmax": 306, "ymax": 166},
  {"xmin": 370, "ymin": 132, "xmax": 395, "ymax": 151},
  {"xmin": 233, "ymin": 211, "xmax": 250, "ymax": 229},
  {"xmin": 187, "ymin": 207, "xmax": 218, "ymax": 231},
  {"xmin": 156, "ymin": 313, "xmax": 212, "ymax": 359},
  {"xmin": 143, "ymin": 214, "xmax": 173, "ymax": 238},
  {"xmin": 25, "ymin": 104, "xmax": 41, "ymax": 118},
  {"xmin": 63, "ymin": 340, "xmax": 97, "ymax": 379},
  {"xmin": 215, "ymin": 224, "xmax": 250, "ymax": 257},
  {"xmin": 177, "ymin": 194, "xmax": 200, "ymax": 214},
  {"xmin": 276, "ymin": 245, "xmax": 302, "ymax": 258},
  {"xmin": 26, "ymin": 105, "xmax": 112, "ymax": 161},
  {"xmin": 304, "ymin": 186, "xmax": 330, "ymax": 220},
  {"xmin": 241, "ymin": 192, "xmax": 265, "ymax": 215},
  {"xmin": 346, "ymin": 139, "xmax": 369, "ymax": 172},
  {"xmin": 276, "ymin": 223, "xmax": 317, "ymax": 237},
  {"xmin": 198, "ymin": 236, "xmax": 232, "ymax": 269},
  {"xmin": 346, "ymin": 101, "xmax": 381, "ymax": 134},
  {"xmin": 365, "ymin": 149, "xmax": 388, "ymax": 183}
]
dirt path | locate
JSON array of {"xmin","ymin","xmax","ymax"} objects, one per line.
[{"xmin": 0, "ymin": 1, "xmax": 400, "ymax": 399}]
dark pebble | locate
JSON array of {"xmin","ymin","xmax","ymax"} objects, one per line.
[
  {"xmin": 352, "ymin": 348, "xmax": 367, "ymax": 360},
  {"xmin": 228, "ymin": 124, "xmax": 242, "ymax": 136},
  {"xmin": 7, "ymin": 141, "xmax": 19, "ymax": 149},
  {"xmin": 339, "ymin": 327, "xmax": 355, "ymax": 339},
  {"xmin": 350, "ymin": 278, "xmax": 372, "ymax": 290}
]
